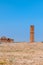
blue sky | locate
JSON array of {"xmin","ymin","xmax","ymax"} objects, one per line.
[{"xmin": 0, "ymin": 0, "xmax": 43, "ymax": 42}]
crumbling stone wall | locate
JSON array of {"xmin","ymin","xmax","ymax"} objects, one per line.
[{"xmin": 0, "ymin": 36, "xmax": 14, "ymax": 43}]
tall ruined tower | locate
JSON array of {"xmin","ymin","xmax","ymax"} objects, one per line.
[{"xmin": 30, "ymin": 25, "xmax": 34, "ymax": 42}]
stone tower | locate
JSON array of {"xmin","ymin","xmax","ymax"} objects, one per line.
[{"xmin": 30, "ymin": 25, "xmax": 34, "ymax": 42}]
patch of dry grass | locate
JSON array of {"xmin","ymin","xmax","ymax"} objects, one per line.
[{"xmin": 0, "ymin": 42, "xmax": 43, "ymax": 65}]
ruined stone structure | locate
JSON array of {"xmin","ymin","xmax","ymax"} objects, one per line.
[
  {"xmin": 30, "ymin": 25, "xmax": 34, "ymax": 42},
  {"xmin": 0, "ymin": 36, "xmax": 14, "ymax": 43}
]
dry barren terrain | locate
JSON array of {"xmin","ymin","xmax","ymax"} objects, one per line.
[{"xmin": 0, "ymin": 42, "xmax": 43, "ymax": 65}]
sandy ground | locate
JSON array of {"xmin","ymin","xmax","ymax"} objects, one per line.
[{"xmin": 0, "ymin": 42, "xmax": 43, "ymax": 65}]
